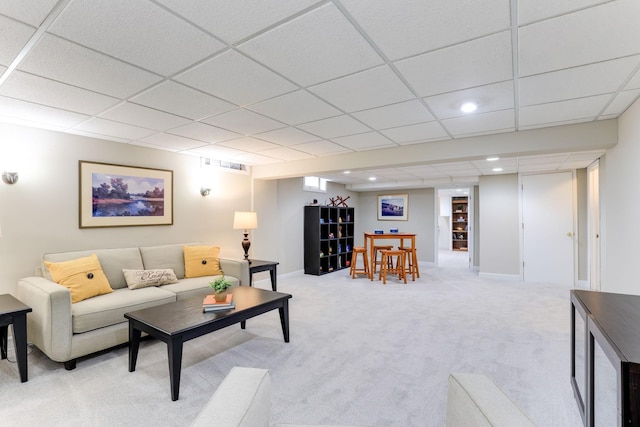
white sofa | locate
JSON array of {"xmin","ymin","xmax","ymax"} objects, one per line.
[
  {"xmin": 191, "ymin": 367, "xmax": 536, "ymax": 427},
  {"xmin": 17, "ymin": 243, "xmax": 249, "ymax": 370}
]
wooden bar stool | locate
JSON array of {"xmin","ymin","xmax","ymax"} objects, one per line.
[
  {"xmin": 371, "ymin": 245, "xmax": 393, "ymax": 280},
  {"xmin": 350, "ymin": 247, "xmax": 369, "ymax": 279},
  {"xmin": 378, "ymin": 249, "xmax": 407, "ymax": 284},
  {"xmin": 398, "ymin": 246, "xmax": 419, "ymax": 280}
]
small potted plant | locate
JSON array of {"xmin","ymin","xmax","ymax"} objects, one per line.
[{"xmin": 210, "ymin": 275, "xmax": 233, "ymax": 302}]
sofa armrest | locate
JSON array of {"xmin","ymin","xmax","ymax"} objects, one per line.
[
  {"xmin": 446, "ymin": 373, "xmax": 536, "ymax": 427},
  {"xmin": 220, "ymin": 258, "xmax": 250, "ymax": 286},
  {"xmin": 16, "ymin": 276, "xmax": 73, "ymax": 362},
  {"xmin": 191, "ymin": 367, "xmax": 271, "ymax": 427}
]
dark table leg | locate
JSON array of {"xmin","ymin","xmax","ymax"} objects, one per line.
[
  {"xmin": 0, "ymin": 325, "xmax": 7, "ymax": 360},
  {"xmin": 12, "ymin": 315, "xmax": 29, "ymax": 382},
  {"xmin": 167, "ymin": 339, "xmax": 183, "ymax": 401},
  {"xmin": 270, "ymin": 267, "xmax": 277, "ymax": 291},
  {"xmin": 240, "ymin": 320, "xmax": 246, "ymax": 329},
  {"xmin": 279, "ymin": 299, "xmax": 290, "ymax": 343},
  {"xmin": 128, "ymin": 322, "xmax": 141, "ymax": 372}
]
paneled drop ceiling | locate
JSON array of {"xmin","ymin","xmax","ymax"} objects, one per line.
[{"xmin": 0, "ymin": 1, "xmax": 638, "ymax": 189}]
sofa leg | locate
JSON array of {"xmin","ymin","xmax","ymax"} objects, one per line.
[{"xmin": 64, "ymin": 359, "xmax": 77, "ymax": 370}]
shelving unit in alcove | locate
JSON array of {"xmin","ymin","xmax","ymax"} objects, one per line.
[
  {"xmin": 304, "ymin": 205, "xmax": 355, "ymax": 275},
  {"xmin": 451, "ymin": 196, "xmax": 468, "ymax": 251}
]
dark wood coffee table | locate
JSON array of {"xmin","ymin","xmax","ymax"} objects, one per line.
[{"xmin": 125, "ymin": 285, "xmax": 292, "ymax": 401}]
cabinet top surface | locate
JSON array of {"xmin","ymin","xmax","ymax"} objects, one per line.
[{"xmin": 572, "ymin": 290, "xmax": 640, "ymax": 363}]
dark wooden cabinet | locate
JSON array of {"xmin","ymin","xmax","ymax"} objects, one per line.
[
  {"xmin": 304, "ymin": 206, "xmax": 355, "ymax": 275},
  {"xmin": 571, "ymin": 290, "xmax": 640, "ymax": 426},
  {"xmin": 451, "ymin": 196, "xmax": 468, "ymax": 251}
]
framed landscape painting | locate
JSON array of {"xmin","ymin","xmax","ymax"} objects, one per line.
[
  {"xmin": 79, "ymin": 161, "xmax": 173, "ymax": 228},
  {"xmin": 377, "ymin": 194, "xmax": 408, "ymax": 221}
]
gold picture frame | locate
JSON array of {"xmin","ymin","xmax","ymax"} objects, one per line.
[{"xmin": 79, "ymin": 161, "xmax": 173, "ymax": 228}]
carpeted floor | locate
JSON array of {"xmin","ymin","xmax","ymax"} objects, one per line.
[{"xmin": 0, "ymin": 252, "xmax": 584, "ymax": 426}]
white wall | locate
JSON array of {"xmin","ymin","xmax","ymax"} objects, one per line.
[
  {"xmin": 357, "ymin": 189, "xmax": 435, "ymax": 263},
  {"xmin": 0, "ymin": 123, "xmax": 252, "ymax": 295},
  {"xmin": 479, "ymin": 174, "xmax": 520, "ymax": 277},
  {"xmin": 601, "ymin": 98, "xmax": 640, "ymax": 294}
]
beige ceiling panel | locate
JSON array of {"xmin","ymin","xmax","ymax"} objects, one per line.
[{"xmin": 238, "ymin": 3, "xmax": 383, "ymax": 86}]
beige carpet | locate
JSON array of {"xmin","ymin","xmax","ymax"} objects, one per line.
[{"xmin": 0, "ymin": 253, "xmax": 584, "ymax": 426}]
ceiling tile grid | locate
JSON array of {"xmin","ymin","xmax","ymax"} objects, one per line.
[{"xmin": 0, "ymin": 0, "xmax": 638, "ymax": 187}]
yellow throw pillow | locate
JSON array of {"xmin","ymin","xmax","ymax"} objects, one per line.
[
  {"xmin": 184, "ymin": 245, "xmax": 223, "ymax": 278},
  {"xmin": 45, "ymin": 254, "xmax": 113, "ymax": 303}
]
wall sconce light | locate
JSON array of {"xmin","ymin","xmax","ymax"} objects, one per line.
[
  {"xmin": 233, "ymin": 211, "xmax": 258, "ymax": 262},
  {"xmin": 2, "ymin": 172, "xmax": 18, "ymax": 184},
  {"xmin": 200, "ymin": 187, "xmax": 211, "ymax": 196}
]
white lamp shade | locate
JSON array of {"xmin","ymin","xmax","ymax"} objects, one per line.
[{"xmin": 233, "ymin": 211, "xmax": 258, "ymax": 230}]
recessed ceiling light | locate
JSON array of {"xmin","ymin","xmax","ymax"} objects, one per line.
[
  {"xmin": 343, "ymin": 170, "xmax": 351, "ymax": 174},
  {"xmin": 368, "ymin": 177, "xmax": 376, "ymax": 181},
  {"xmin": 460, "ymin": 102, "xmax": 478, "ymax": 113},
  {"xmin": 486, "ymin": 157, "xmax": 499, "ymax": 161},
  {"xmin": 492, "ymin": 167, "xmax": 503, "ymax": 172},
  {"xmin": 455, "ymin": 189, "xmax": 462, "ymax": 192}
]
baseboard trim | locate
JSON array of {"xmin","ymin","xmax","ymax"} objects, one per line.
[{"xmin": 478, "ymin": 272, "xmax": 521, "ymax": 281}]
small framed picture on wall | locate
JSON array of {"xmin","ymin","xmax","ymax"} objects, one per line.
[{"xmin": 377, "ymin": 194, "xmax": 408, "ymax": 221}]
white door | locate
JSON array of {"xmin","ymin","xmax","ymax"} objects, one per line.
[
  {"xmin": 588, "ymin": 160, "xmax": 600, "ymax": 290},
  {"xmin": 522, "ymin": 172, "xmax": 575, "ymax": 285}
]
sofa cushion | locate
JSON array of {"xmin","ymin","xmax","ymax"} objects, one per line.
[
  {"xmin": 71, "ymin": 286, "xmax": 176, "ymax": 334},
  {"xmin": 184, "ymin": 245, "xmax": 223, "ymax": 278},
  {"xmin": 123, "ymin": 269, "xmax": 179, "ymax": 289},
  {"xmin": 139, "ymin": 243, "xmax": 199, "ymax": 279},
  {"xmin": 159, "ymin": 275, "xmax": 238, "ymax": 301},
  {"xmin": 45, "ymin": 254, "xmax": 113, "ymax": 303},
  {"xmin": 42, "ymin": 247, "xmax": 144, "ymax": 290}
]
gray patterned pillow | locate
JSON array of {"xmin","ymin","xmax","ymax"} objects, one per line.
[{"xmin": 122, "ymin": 269, "xmax": 178, "ymax": 289}]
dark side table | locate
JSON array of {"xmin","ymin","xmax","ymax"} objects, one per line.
[
  {"xmin": 248, "ymin": 260, "xmax": 279, "ymax": 291},
  {"xmin": 0, "ymin": 294, "xmax": 32, "ymax": 382}
]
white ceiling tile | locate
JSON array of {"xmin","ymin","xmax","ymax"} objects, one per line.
[
  {"xmin": 0, "ymin": 71, "xmax": 120, "ymax": 115},
  {"xmin": 603, "ymin": 89, "xmax": 640, "ymax": 116},
  {"xmin": 18, "ymin": 34, "xmax": 162, "ymax": 98},
  {"xmin": 330, "ymin": 132, "xmax": 395, "ymax": 151},
  {"xmin": 518, "ymin": 163, "xmax": 559, "ymax": 173},
  {"xmin": 296, "ymin": 115, "xmax": 370, "ymax": 139},
  {"xmin": 238, "ymin": 3, "xmax": 383, "ymax": 86},
  {"xmin": 138, "ymin": 133, "xmax": 206, "ymax": 151},
  {"xmin": 218, "ymin": 136, "xmax": 280, "ymax": 152},
  {"xmin": 519, "ymin": 0, "xmax": 640, "ymax": 76},
  {"xmin": 248, "ymin": 90, "xmax": 340, "ymax": 125},
  {"xmin": 517, "ymin": 154, "xmax": 568, "ymax": 165},
  {"xmin": 255, "ymin": 127, "xmax": 319, "ymax": 146},
  {"xmin": 381, "ymin": 122, "xmax": 449, "ymax": 144},
  {"xmin": 471, "ymin": 157, "xmax": 517, "ymax": 169},
  {"xmin": 100, "ymin": 102, "xmax": 191, "ymax": 131},
  {"xmin": 520, "ymin": 56, "xmax": 640, "ymax": 106},
  {"xmin": 73, "ymin": 117, "xmax": 157, "ymax": 140},
  {"xmin": 66, "ymin": 129, "xmax": 131, "ymax": 144},
  {"xmin": 341, "ymin": 0, "xmax": 510, "ymax": 61},
  {"xmin": 309, "ymin": 65, "xmax": 414, "ymax": 112},
  {"xmin": 49, "ymin": 0, "xmax": 224, "ymax": 76},
  {"xmin": 518, "ymin": 0, "xmax": 610, "ymax": 25},
  {"xmin": 432, "ymin": 161, "xmax": 477, "ymax": 171},
  {"xmin": 291, "ymin": 140, "xmax": 352, "ymax": 156},
  {"xmin": 442, "ymin": 109, "xmax": 515, "ymax": 136},
  {"xmin": 0, "ymin": 95, "xmax": 88, "ymax": 128},
  {"xmin": 0, "ymin": 15, "xmax": 36, "ymax": 66},
  {"xmin": 129, "ymin": 141, "xmax": 179, "ymax": 153},
  {"xmin": 202, "ymin": 108, "xmax": 285, "ymax": 135},
  {"xmin": 156, "ymin": 0, "xmax": 319, "ymax": 44},
  {"xmin": 519, "ymin": 94, "xmax": 611, "ymax": 127},
  {"xmin": 234, "ymin": 152, "xmax": 282, "ymax": 165},
  {"xmin": 626, "ymin": 68, "xmax": 640, "ymax": 90},
  {"xmin": 352, "ymin": 100, "xmax": 434, "ymax": 129},
  {"xmin": 131, "ymin": 81, "xmax": 236, "ymax": 120},
  {"xmin": 0, "ymin": 0, "xmax": 59, "ymax": 26},
  {"xmin": 425, "ymin": 81, "xmax": 514, "ymax": 119},
  {"xmin": 258, "ymin": 146, "xmax": 315, "ymax": 161},
  {"xmin": 395, "ymin": 31, "xmax": 513, "ymax": 96},
  {"xmin": 166, "ymin": 122, "xmax": 240, "ymax": 143},
  {"xmin": 185, "ymin": 144, "xmax": 246, "ymax": 161},
  {"xmin": 563, "ymin": 151, "xmax": 604, "ymax": 163},
  {"xmin": 175, "ymin": 50, "xmax": 297, "ymax": 106}
]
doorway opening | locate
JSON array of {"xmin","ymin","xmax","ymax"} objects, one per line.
[{"xmin": 436, "ymin": 187, "xmax": 472, "ymax": 269}]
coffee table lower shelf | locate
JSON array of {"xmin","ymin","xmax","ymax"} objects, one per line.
[{"xmin": 124, "ymin": 286, "xmax": 291, "ymax": 401}]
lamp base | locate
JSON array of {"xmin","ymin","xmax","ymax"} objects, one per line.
[{"xmin": 242, "ymin": 233, "xmax": 251, "ymax": 262}]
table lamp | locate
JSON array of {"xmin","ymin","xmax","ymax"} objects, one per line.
[{"xmin": 233, "ymin": 211, "xmax": 258, "ymax": 262}]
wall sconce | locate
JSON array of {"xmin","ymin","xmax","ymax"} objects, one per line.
[
  {"xmin": 2, "ymin": 171, "xmax": 18, "ymax": 184},
  {"xmin": 233, "ymin": 211, "xmax": 258, "ymax": 262},
  {"xmin": 200, "ymin": 187, "xmax": 211, "ymax": 196}
]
